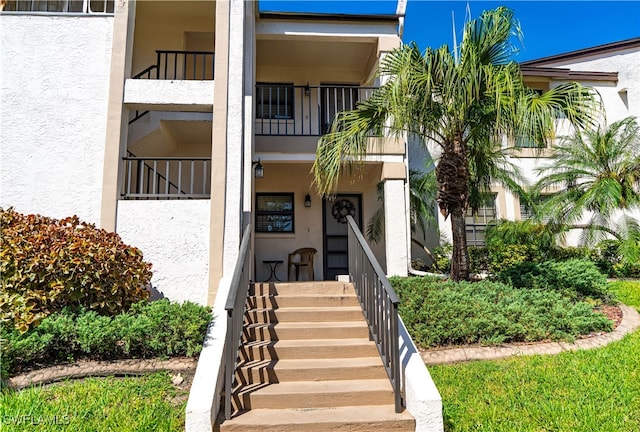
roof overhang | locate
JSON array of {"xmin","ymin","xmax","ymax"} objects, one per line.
[
  {"xmin": 521, "ymin": 37, "xmax": 640, "ymax": 66},
  {"xmin": 521, "ymin": 66, "xmax": 618, "ymax": 82}
]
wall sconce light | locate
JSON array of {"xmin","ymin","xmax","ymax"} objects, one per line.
[
  {"xmin": 304, "ymin": 194, "xmax": 311, "ymax": 207},
  {"xmin": 253, "ymin": 159, "xmax": 264, "ymax": 179},
  {"xmin": 304, "ymin": 83, "xmax": 310, "ymax": 97}
]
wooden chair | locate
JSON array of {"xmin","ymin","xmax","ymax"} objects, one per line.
[{"xmin": 287, "ymin": 248, "xmax": 317, "ymax": 281}]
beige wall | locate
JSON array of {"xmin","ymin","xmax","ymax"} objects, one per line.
[
  {"xmin": 254, "ymin": 162, "xmax": 386, "ymax": 281},
  {"xmin": 132, "ymin": 1, "xmax": 215, "ymax": 75}
]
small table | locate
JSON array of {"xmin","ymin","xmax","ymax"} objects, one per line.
[{"xmin": 262, "ymin": 260, "xmax": 283, "ymax": 282}]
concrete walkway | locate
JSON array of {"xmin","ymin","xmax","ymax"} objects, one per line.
[{"xmin": 421, "ymin": 304, "xmax": 640, "ymax": 365}]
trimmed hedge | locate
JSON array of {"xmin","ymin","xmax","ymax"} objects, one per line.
[
  {"xmin": 496, "ymin": 259, "xmax": 610, "ymax": 300},
  {"xmin": 1, "ymin": 208, "xmax": 152, "ymax": 333},
  {"xmin": 1, "ymin": 300, "xmax": 211, "ymax": 380},
  {"xmin": 390, "ymin": 276, "xmax": 613, "ymax": 348}
]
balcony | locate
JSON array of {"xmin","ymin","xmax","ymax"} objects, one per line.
[
  {"xmin": 255, "ymin": 84, "xmax": 376, "ymax": 137},
  {"xmin": 125, "ymin": 50, "xmax": 216, "ymax": 120},
  {"xmin": 121, "ymin": 154, "xmax": 211, "ymax": 200},
  {"xmin": 133, "ymin": 50, "xmax": 215, "ymax": 81}
]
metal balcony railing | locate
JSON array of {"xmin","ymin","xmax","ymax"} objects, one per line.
[
  {"xmin": 133, "ymin": 50, "xmax": 215, "ymax": 80},
  {"xmin": 346, "ymin": 215, "xmax": 404, "ymax": 413},
  {"xmin": 128, "ymin": 50, "xmax": 215, "ymax": 125},
  {"xmin": 255, "ymin": 84, "xmax": 376, "ymax": 136},
  {"xmin": 121, "ymin": 154, "xmax": 211, "ymax": 199}
]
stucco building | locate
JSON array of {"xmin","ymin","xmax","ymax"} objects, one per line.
[
  {"xmin": 1, "ymin": 0, "xmax": 413, "ymax": 304},
  {"xmin": 1, "ymin": 1, "xmax": 638, "ymax": 430}
]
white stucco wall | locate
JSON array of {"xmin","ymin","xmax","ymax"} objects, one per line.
[
  {"xmin": 399, "ymin": 318, "xmax": 444, "ymax": 432},
  {"xmin": 385, "ymin": 179, "xmax": 409, "ymax": 276},
  {"xmin": 117, "ymin": 200, "xmax": 210, "ymax": 305},
  {"xmin": 0, "ymin": 15, "xmax": 113, "ymax": 224},
  {"xmin": 534, "ymin": 47, "xmax": 640, "ymax": 121},
  {"xmin": 504, "ymin": 47, "xmax": 640, "ymax": 246},
  {"xmin": 124, "ymin": 79, "xmax": 215, "ymax": 112}
]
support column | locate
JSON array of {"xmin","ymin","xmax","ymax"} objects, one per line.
[
  {"xmin": 99, "ymin": 0, "xmax": 135, "ymax": 231},
  {"xmin": 208, "ymin": 0, "xmax": 247, "ymax": 306},
  {"xmin": 382, "ymin": 163, "xmax": 408, "ymax": 277}
]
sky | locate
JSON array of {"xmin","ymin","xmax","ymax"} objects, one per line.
[{"xmin": 259, "ymin": 1, "xmax": 640, "ymax": 61}]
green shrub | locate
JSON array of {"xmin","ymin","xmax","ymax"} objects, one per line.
[
  {"xmin": 431, "ymin": 243, "xmax": 452, "ymax": 273},
  {"xmin": 485, "ymin": 220, "xmax": 554, "ymax": 252},
  {"xmin": 589, "ymin": 239, "xmax": 640, "ymax": 278},
  {"xmin": 549, "ymin": 245, "xmax": 591, "ymax": 261},
  {"xmin": 546, "ymin": 259, "xmax": 609, "ymax": 298},
  {"xmin": 1, "ymin": 299, "xmax": 211, "ymax": 380},
  {"xmin": 468, "ymin": 246, "xmax": 490, "ymax": 274},
  {"xmin": 390, "ymin": 276, "xmax": 613, "ymax": 348},
  {"xmin": 497, "ymin": 259, "xmax": 609, "ymax": 300},
  {"xmin": 487, "ymin": 244, "xmax": 534, "ymax": 274},
  {"xmin": 0, "ymin": 208, "xmax": 152, "ymax": 333}
]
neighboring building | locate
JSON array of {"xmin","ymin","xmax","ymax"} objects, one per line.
[
  {"xmin": 427, "ymin": 37, "xmax": 640, "ymax": 250},
  {"xmin": 1, "ymin": 0, "xmax": 412, "ymax": 305}
]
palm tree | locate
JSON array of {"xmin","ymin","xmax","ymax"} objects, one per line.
[
  {"xmin": 313, "ymin": 6, "xmax": 600, "ymax": 280},
  {"xmin": 535, "ymin": 116, "xmax": 640, "ymax": 262}
]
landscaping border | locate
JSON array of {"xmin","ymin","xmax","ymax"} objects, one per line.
[
  {"xmin": 7, "ymin": 305, "xmax": 639, "ymax": 389},
  {"xmin": 421, "ymin": 304, "xmax": 640, "ymax": 365},
  {"xmin": 7, "ymin": 357, "xmax": 197, "ymax": 390}
]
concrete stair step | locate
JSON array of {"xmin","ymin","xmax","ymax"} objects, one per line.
[
  {"xmin": 237, "ymin": 379, "xmax": 396, "ymax": 409},
  {"xmin": 253, "ymin": 282, "xmax": 355, "ymax": 296},
  {"xmin": 243, "ymin": 321, "xmax": 370, "ymax": 342},
  {"xmin": 237, "ymin": 357, "xmax": 387, "ymax": 384},
  {"xmin": 219, "ymin": 405, "xmax": 415, "ymax": 431},
  {"xmin": 248, "ymin": 294, "xmax": 359, "ymax": 308},
  {"xmin": 245, "ymin": 306, "xmax": 364, "ymax": 323},
  {"xmin": 240, "ymin": 338, "xmax": 378, "ymax": 361}
]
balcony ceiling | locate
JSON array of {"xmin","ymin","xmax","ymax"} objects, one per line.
[
  {"xmin": 162, "ymin": 120, "xmax": 212, "ymax": 145},
  {"xmin": 136, "ymin": 0, "xmax": 215, "ymax": 23},
  {"xmin": 256, "ymin": 39, "xmax": 376, "ymax": 78}
]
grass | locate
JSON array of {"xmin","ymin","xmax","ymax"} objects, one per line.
[
  {"xmin": 428, "ymin": 280, "xmax": 640, "ymax": 432},
  {"xmin": 0, "ymin": 372, "xmax": 187, "ymax": 432}
]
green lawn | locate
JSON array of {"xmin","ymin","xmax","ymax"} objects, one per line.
[
  {"xmin": 429, "ymin": 280, "xmax": 640, "ymax": 432},
  {"xmin": 0, "ymin": 372, "xmax": 186, "ymax": 432}
]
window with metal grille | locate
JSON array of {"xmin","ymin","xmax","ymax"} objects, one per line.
[
  {"xmin": 256, "ymin": 84, "xmax": 294, "ymax": 120},
  {"xmin": 465, "ymin": 195, "xmax": 497, "ymax": 247},
  {"xmin": 1, "ymin": 0, "xmax": 114, "ymax": 13},
  {"xmin": 520, "ymin": 195, "xmax": 552, "ymax": 222},
  {"xmin": 256, "ymin": 193, "xmax": 294, "ymax": 233}
]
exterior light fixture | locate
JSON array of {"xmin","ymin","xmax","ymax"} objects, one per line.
[
  {"xmin": 304, "ymin": 83, "xmax": 310, "ymax": 97},
  {"xmin": 304, "ymin": 194, "xmax": 311, "ymax": 207},
  {"xmin": 253, "ymin": 159, "xmax": 264, "ymax": 179}
]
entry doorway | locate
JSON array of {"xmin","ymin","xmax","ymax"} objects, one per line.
[{"xmin": 322, "ymin": 194, "xmax": 362, "ymax": 280}]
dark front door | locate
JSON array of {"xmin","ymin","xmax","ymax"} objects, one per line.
[{"xmin": 323, "ymin": 194, "xmax": 362, "ymax": 280}]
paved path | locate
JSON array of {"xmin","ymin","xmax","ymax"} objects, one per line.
[
  {"xmin": 8, "ymin": 357, "xmax": 197, "ymax": 390},
  {"xmin": 421, "ymin": 304, "xmax": 640, "ymax": 365}
]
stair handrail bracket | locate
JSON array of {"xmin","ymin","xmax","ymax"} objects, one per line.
[
  {"xmin": 223, "ymin": 224, "xmax": 253, "ymax": 420},
  {"xmin": 346, "ymin": 215, "xmax": 403, "ymax": 413}
]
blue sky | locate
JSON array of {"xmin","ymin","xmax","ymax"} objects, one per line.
[{"xmin": 259, "ymin": 1, "xmax": 640, "ymax": 61}]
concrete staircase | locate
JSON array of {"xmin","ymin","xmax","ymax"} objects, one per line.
[{"xmin": 218, "ymin": 281, "xmax": 415, "ymax": 431}]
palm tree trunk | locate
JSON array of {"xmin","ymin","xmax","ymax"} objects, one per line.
[
  {"xmin": 450, "ymin": 207, "xmax": 469, "ymax": 281},
  {"xmin": 436, "ymin": 135, "xmax": 470, "ymax": 281}
]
